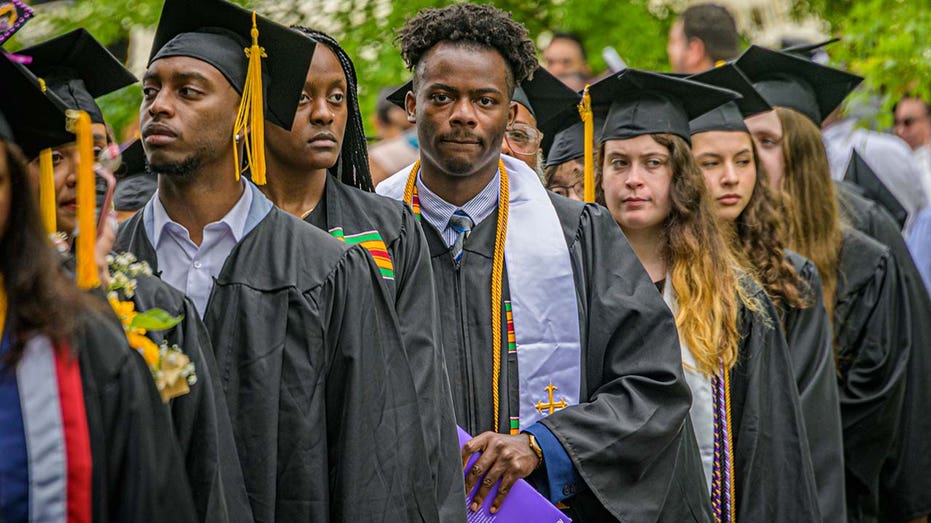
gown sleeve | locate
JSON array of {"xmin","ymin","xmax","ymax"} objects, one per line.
[
  {"xmin": 782, "ymin": 257, "xmax": 848, "ymax": 522},
  {"xmin": 76, "ymin": 309, "xmax": 198, "ymax": 523},
  {"xmin": 730, "ymin": 289, "xmax": 821, "ymax": 521},
  {"xmin": 538, "ymin": 203, "xmax": 698, "ymax": 522},
  {"xmin": 319, "ymin": 245, "xmax": 439, "ymax": 522},
  {"xmin": 390, "ymin": 205, "xmax": 467, "ymax": 522}
]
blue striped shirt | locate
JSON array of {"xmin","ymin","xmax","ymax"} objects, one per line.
[{"xmin": 416, "ymin": 168, "xmax": 500, "ymax": 247}]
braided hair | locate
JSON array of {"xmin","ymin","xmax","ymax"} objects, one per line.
[{"xmin": 291, "ymin": 26, "xmax": 373, "ymax": 192}]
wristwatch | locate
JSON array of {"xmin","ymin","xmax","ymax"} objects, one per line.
[{"xmin": 526, "ymin": 433, "xmax": 544, "ymax": 468}]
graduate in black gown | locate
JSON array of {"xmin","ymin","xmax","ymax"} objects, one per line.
[
  {"xmin": 116, "ymin": 1, "xmax": 436, "ymax": 520},
  {"xmin": 592, "ymin": 68, "xmax": 820, "ymax": 522},
  {"xmin": 0, "ymin": 52, "xmax": 196, "ymax": 523},
  {"xmin": 258, "ymin": 26, "xmax": 464, "ymax": 522},
  {"xmin": 685, "ymin": 64, "xmax": 846, "ymax": 521},
  {"xmin": 378, "ymin": 4, "xmax": 711, "ymax": 521},
  {"xmin": 738, "ymin": 45, "xmax": 910, "ymax": 522},
  {"xmin": 16, "ymin": 29, "xmax": 250, "ymax": 523}
]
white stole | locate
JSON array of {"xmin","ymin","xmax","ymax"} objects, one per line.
[{"xmin": 377, "ymin": 155, "xmax": 583, "ymax": 430}]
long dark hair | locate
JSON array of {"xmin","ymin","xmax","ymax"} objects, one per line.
[
  {"xmin": 291, "ymin": 26, "xmax": 373, "ymax": 192},
  {"xmin": 1, "ymin": 140, "xmax": 92, "ymax": 365},
  {"xmin": 731, "ymin": 140, "xmax": 809, "ymax": 312}
]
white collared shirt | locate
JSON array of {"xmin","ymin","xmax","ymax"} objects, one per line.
[
  {"xmin": 417, "ymin": 169, "xmax": 500, "ymax": 247},
  {"xmin": 151, "ymin": 182, "xmax": 253, "ymax": 317}
]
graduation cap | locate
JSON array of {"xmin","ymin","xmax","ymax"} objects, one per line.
[
  {"xmin": 149, "ymin": 0, "xmax": 315, "ymax": 133},
  {"xmin": 0, "ymin": 0, "xmax": 35, "ymax": 46},
  {"xmin": 116, "ymin": 138, "xmax": 146, "ymax": 177},
  {"xmin": 148, "ymin": 0, "xmax": 317, "ymax": 184},
  {"xmin": 781, "ymin": 37, "xmax": 840, "ymax": 58},
  {"xmin": 18, "ymin": 29, "xmax": 137, "ymax": 124},
  {"xmin": 386, "ymin": 81, "xmax": 411, "ymax": 111},
  {"xmin": 0, "ymin": 51, "xmax": 73, "ymax": 158},
  {"xmin": 843, "ymin": 149, "xmax": 908, "ymax": 229},
  {"xmin": 544, "ymin": 112, "xmax": 606, "ymax": 168},
  {"xmin": 687, "ymin": 64, "xmax": 771, "ymax": 135},
  {"xmin": 734, "ymin": 45, "xmax": 862, "ymax": 125},
  {"xmin": 590, "ymin": 68, "xmax": 740, "ymax": 144}
]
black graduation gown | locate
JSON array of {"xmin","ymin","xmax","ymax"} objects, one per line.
[
  {"xmin": 304, "ymin": 175, "xmax": 465, "ymax": 523},
  {"xmin": 422, "ymin": 192, "xmax": 711, "ymax": 522},
  {"xmin": 837, "ymin": 183, "xmax": 931, "ymax": 522},
  {"xmin": 833, "ymin": 225, "xmax": 908, "ymax": 522},
  {"xmin": 74, "ymin": 308, "xmax": 198, "ymax": 523},
  {"xmin": 782, "ymin": 251, "xmax": 847, "ymax": 522},
  {"xmin": 129, "ymin": 275, "xmax": 253, "ymax": 523},
  {"xmin": 117, "ymin": 207, "xmax": 438, "ymax": 522},
  {"xmin": 727, "ymin": 280, "xmax": 821, "ymax": 521}
]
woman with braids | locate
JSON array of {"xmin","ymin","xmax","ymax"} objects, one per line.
[
  {"xmin": 594, "ymin": 68, "xmax": 820, "ymax": 521},
  {"xmin": 686, "ymin": 64, "xmax": 846, "ymax": 522},
  {"xmin": 260, "ymin": 26, "xmax": 465, "ymax": 522},
  {"xmin": 737, "ymin": 45, "xmax": 909, "ymax": 522},
  {"xmin": 378, "ymin": 4, "xmax": 715, "ymax": 521},
  {"xmin": 0, "ymin": 52, "xmax": 196, "ymax": 523}
]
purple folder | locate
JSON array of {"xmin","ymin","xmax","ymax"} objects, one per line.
[{"xmin": 458, "ymin": 426, "xmax": 571, "ymax": 523}]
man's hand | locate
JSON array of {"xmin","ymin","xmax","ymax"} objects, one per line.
[{"xmin": 461, "ymin": 431, "xmax": 541, "ymax": 514}]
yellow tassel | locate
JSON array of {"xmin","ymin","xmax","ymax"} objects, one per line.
[
  {"xmin": 67, "ymin": 110, "xmax": 100, "ymax": 290},
  {"xmin": 232, "ymin": 11, "xmax": 267, "ymax": 185},
  {"xmin": 38, "ymin": 148, "xmax": 57, "ymax": 234},
  {"xmin": 36, "ymin": 77, "xmax": 57, "ymax": 234},
  {"xmin": 578, "ymin": 85, "xmax": 595, "ymax": 203}
]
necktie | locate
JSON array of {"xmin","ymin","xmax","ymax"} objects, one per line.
[{"xmin": 448, "ymin": 209, "xmax": 474, "ymax": 265}]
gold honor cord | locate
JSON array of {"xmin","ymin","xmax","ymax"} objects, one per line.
[
  {"xmin": 37, "ymin": 77, "xmax": 56, "ymax": 234},
  {"xmin": 404, "ymin": 159, "xmax": 510, "ymax": 432},
  {"xmin": 579, "ymin": 85, "xmax": 595, "ymax": 203},
  {"xmin": 724, "ymin": 367, "xmax": 736, "ymax": 523},
  {"xmin": 67, "ymin": 110, "xmax": 99, "ymax": 290},
  {"xmin": 233, "ymin": 11, "xmax": 267, "ymax": 185}
]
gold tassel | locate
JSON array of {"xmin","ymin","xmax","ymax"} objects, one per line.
[
  {"xmin": 38, "ymin": 149, "xmax": 56, "ymax": 234},
  {"xmin": 578, "ymin": 85, "xmax": 595, "ymax": 203},
  {"xmin": 67, "ymin": 110, "xmax": 100, "ymax": 290},
  {"xmin": 36, "ymin": 77, "xmax": 57, "ymax": 234},
  {"xmin": 232, "ymin": 11, "xmax": 267, "ymax": 185}
]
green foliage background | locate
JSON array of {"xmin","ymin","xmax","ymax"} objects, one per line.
[{"xmin": 7, "ymin": 0, "xmax": 928, "ymax": 137}]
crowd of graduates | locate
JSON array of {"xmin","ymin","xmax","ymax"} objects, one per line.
[{"xmin": 1, "ymin": 0, "xmax": 929, "ymax": 522}]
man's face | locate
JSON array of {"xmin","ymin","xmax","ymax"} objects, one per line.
[
  {"xmin": 140, "ymin": 56, "xmax": 241, "ymax": 178},
  {"xmin": 266, "ymin": 45, "xmax": 348, "ymax": 173},
  {"xmin": 666, "ymin": 21, "xmax": 689, "ymax": 73},
  {"xmin": 27, "ymin": 123, "xmax": 108, "ymax": 235},
  {"xmin": 409, "ymin": 42, "xmax": 516, "ymax": 178},
  {"xmin": 543, "ymin": 37, "xmax": 587, "ymax": 78},
  {"xmin": 894, "ymin": 98, "xmax": 931, "ymax": 150}
]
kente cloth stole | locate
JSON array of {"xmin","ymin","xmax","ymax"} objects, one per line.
[{"xmin": 329, "ymin": 228, "xmax": 395, "ymax": 280}]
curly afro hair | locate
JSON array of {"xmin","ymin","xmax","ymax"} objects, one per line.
[{"xmin": 396, "ymin": 3, "xmax": 539, "ymax": 94}]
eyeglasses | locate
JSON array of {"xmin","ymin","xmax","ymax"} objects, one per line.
[
  {"xmin": 547, "ymin": 181, "xmax": 585, "ymax": 198},
  {"xmin": 504, "ymin": 123, "xmax": 543, "ymax": 155}
]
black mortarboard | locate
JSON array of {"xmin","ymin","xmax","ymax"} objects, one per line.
[
  {"xmin": 386, "ymin": 81, "xmax": 411, "ymax": 111},
  {"xmin": 544, "ymin": 113, "xmax": 606, "ymax": 168},
  {"xmin": 0, "ymin": 51, "xmax": 74, "ymax": 157},
  {"xmin": 511, "ymin": 67, "xmax": 581, "ymax": 122},
  {"xmin": 687, "ymin": 64, "xmax": 771, "ymax": 135},
  {"xmin": 734, "ymin": 45, "xmax": 862, "ymax": 125},
  {"xmin": 782, "ymin": 37, "xmax": 840, "ymax": 58},
  {"xmin": 148, "ymin": 0, "xmax": 316, "ymax": 131},
  {"xmin": 116, "ymin": 138, "xmax": 146, "ymax": 177},
  {"xmin": 592, "ymin": 68, "xmax": 740, "ymax": 144},
  {"xmin": 18, "ymin": 29, "xmax": 137, "ymax": 124},
  {"xmin": 843, "ymin": 150, "xmax": 908, "ymax": 229}
]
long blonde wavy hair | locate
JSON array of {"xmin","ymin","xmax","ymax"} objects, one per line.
[{"xmin": 600, "ymin": 133, "xmax": 759, "ymax": 376}]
